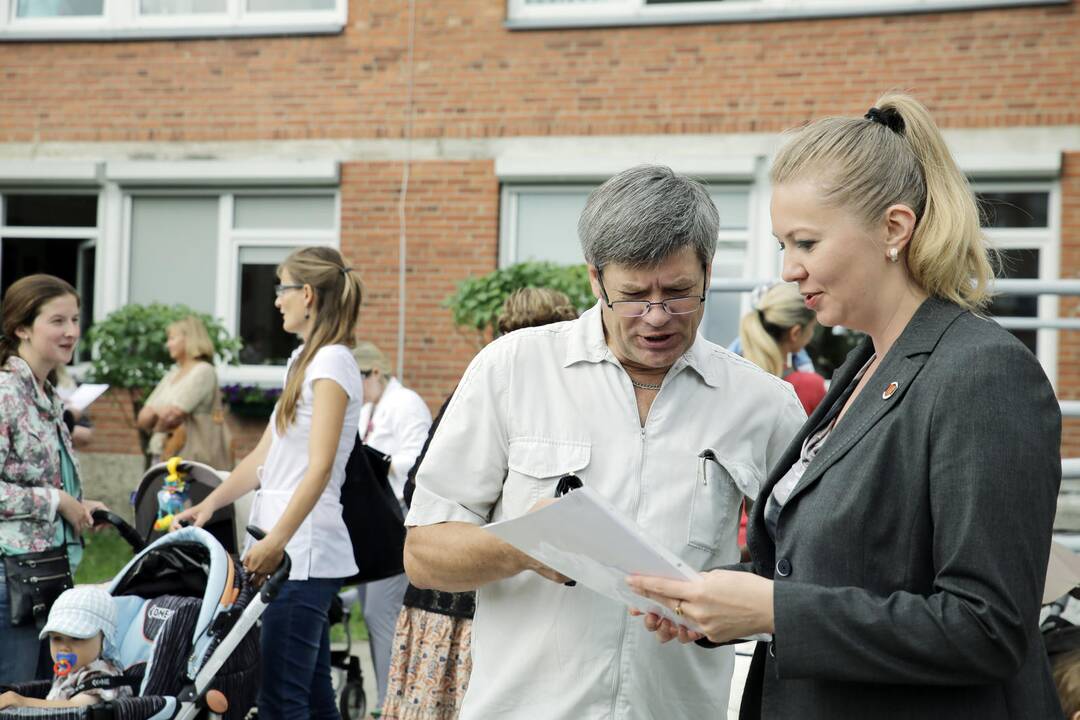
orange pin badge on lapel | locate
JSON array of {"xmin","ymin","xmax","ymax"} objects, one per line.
[{"xmin": 882, "ymin": 381, "xmax": 899, "ymax": 400}]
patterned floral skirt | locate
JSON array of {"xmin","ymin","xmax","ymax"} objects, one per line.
[{"xmin": 380, "ymin": 607, "xmax": 473, "ymax": 720}]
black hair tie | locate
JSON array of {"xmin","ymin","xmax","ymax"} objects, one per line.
[{"xmin": 865, "ymin": 106, "xmax": 906, "ymax": 135}]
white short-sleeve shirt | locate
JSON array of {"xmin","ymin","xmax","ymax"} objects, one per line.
[
  {"xmin": 249, "ymin": 344, "xmax": 363, "ymax": 581},
  {"xmin": 407, "ymin": 303, "xmax": 806, "ymax": 719}
]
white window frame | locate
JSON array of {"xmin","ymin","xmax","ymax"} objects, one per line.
[
  {"xmin": 0, "ymin": 0, "xmax": 345, "ymax": 41},
  {"xmin": 506, "ymin": 0, "xmax": 1067, "ymax": 29},
  {"xmin": 119, "ymin": 186, "xmax": 339, "ymax": 386},
  {"xmin": 971, "ymin": 179, "xmax": 1061, "ymax": 385}
]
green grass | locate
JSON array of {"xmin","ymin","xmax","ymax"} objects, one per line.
[
  {"xmin": 75, "ymin": 526, "xmax": 136, "ymax": 584},
  {"xmin": 77, "ymin": 526, "xmax": 369, "ymax": 642},
  {"xmin": 330, "ymin": 600, "xmax": 369, "ymax": 643}
]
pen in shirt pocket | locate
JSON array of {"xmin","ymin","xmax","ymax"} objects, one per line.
[{"xmin": 554, "ymin": 473, "xmax": 583, "ymax": 587}]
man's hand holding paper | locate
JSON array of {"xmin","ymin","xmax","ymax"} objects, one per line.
[{"xmin": 483, "ymin": 486, "xmax": 707, "ymax": 633}]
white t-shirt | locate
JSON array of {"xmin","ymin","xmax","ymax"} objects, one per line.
[{"xmin": 249, "ymin": 344, "xmax": 363, "ymax": 580}]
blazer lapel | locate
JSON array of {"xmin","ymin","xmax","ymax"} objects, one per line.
[
  {"xmin": 780, "ymin": 297, "xmax": 966, "ymax": 509},
  {"xmin": 746, "ymin": 340, "xmax": 874, "ymax": 574}
]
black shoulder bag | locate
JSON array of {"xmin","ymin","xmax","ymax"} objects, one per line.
[{"xmin": 339, "ymin": 437, "xmax": 406, "ymax": 585}]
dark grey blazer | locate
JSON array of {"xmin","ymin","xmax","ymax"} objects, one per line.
[{"xmin": 739, "ymin": 298, "xmax": 1063, "ymax": 719}]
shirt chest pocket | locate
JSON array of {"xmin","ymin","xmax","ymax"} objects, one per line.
[
  {"xmin": 506, "ymin": 438, "xmax": 591, "ymax": 514},
  {"xmin": 688, "ymin": 450, "xmax": 758, "ymax": 553}
]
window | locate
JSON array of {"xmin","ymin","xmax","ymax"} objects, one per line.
[
  {"xmin": 124, "ymin": 190, "xmax": 338, "ymax": 368},
  {"xmin": 975, "ymin": 185, "xmax": 1056, "ymax": 358},
  {"xmin": 499, "ymin": 183, "xmax": 752, "ymax": 346},
  {"xmin": 15, "ymin": 0, "xmax": 104, "ymax": 18},
  {"xmin": 0, "ymin": 191, "xmax": 99, "ymax": 358},
  {"xmin": 1, "ymin": 0, "xmax": 346, "ymax": 39},
  {"xmin": 506, "ymin": 0, "xmax": 1067, "ymax": 28}
]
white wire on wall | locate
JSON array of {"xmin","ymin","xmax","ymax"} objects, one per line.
[{"xmin": 396, "ymin": 0, "xmax": 417, "ymax": 380}]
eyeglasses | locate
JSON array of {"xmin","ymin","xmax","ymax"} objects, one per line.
[
  {"xmin": 274, "ymin": 283, "xmax": 304, "ymax": 297},
  {"xmin": 596, "ymin": 266, "xmax": 707, "ymax": 318}
]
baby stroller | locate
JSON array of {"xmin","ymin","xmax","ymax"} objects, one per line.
[
  {"xmin": 0, "ymin": 511, "xmax": 290, "ymax": 720},
  {"xmin": 132, "ymin": 460, "xmax": 242, "ymax": 555}
]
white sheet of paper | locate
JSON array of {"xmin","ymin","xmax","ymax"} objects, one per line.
[
  {"xmin": 484, "ymin": 486, "xmax": 706, "ymax": 632},
  {"xmin": 64, "ymin": 383, "xmax": 109, "ymax": 412}
]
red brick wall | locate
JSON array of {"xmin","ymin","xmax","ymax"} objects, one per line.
[
  {"xmin": 1060, "ymin": 152, "xmax": 1080, "ymax": 457},
  {"xmin": 340, "ymin": 159, "xmax": 499, "ymax": 405},
  {"xmin": 0, "ymin": 1, "xmax": 1076, "ymax": 143},
  {"xmin": 87, "ymin": 389, "xmax": 142, "ymax": 456}
]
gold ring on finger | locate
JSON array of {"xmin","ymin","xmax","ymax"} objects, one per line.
[{"xmin": 674, "ymin": 601, "xmax": 684, "ymax": 617}]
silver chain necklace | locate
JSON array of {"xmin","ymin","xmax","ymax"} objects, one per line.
[{"xmin": 630, "ymin": 378, "xmax": 662, "ymax": 391}]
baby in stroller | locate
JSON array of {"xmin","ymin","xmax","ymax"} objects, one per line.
[
  {"xmin": 0, "ymin": 587, "xmax": 132, "ymax": 710},
  {"xmin": 0, "ymin": 515, "xmax": 289, "ymax": 720}
]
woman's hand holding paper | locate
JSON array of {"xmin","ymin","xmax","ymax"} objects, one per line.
[{"xmin": 627, "ymin": 569, "xmax": 775, "ymax": 644}]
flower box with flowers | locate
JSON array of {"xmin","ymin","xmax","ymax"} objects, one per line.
[{"xmin": 222, "ymin": 384, "xmax": 281, "ymax": 418}]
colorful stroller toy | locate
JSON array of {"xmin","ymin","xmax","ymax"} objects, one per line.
[
  {"xmin": 0, "ymin": 512, "xmax": 290, "ymax": 720},
  {"xmin": 133, "ymin": 459, "xmax": 242, "ymax": 554}
]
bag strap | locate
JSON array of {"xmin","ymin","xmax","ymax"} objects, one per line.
[{"xmin": 71, "ymin": 674, "xmax": 140, "ymax": 696}]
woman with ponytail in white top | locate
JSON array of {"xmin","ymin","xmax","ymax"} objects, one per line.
[{"xmin": 173, "ymin": 247, "xmax": 364, "ymax": 720}]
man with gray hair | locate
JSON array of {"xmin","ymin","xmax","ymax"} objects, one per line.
[{"xmin": 405, "ymin": 165, "xmax": 804, "ymax": 718}]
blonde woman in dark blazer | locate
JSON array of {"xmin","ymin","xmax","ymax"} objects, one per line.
[{"xmin": 629, "ymin": 93, "xmax": 1062, "ymax": 718}]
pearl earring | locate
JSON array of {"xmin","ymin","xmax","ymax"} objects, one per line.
[{"xmin": 888, "ymin": 247, "xmax": 899, "ymax": 263}]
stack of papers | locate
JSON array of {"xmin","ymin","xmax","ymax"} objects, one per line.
[{"xmin": 484, "ymin": 486, "xmax": 705, "ymax": 632}]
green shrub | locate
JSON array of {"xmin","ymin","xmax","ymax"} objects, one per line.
[
  {"xmin": 84, "ymin": 304, "xmax": 242, "ymax": 393},
  {"xmin": 444, "ymin": 262, "xmax": 595, "ymax": 339}
]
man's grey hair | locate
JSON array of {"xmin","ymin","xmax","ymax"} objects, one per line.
[{"xmin": 578, "ymin": 165, "xmax": 719, "ymax": 269}]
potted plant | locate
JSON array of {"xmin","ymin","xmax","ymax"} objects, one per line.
[{"xmin": 444, "ymin": 261, "xmax": 595, "ymax": 343}]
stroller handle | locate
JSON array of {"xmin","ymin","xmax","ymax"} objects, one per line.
[
  {"xmin": 91, "ymin": 509, "xmax": 147, "ymax": 553},
  {"xmin": 245, "ymin": 525, "xmax": 292, "ymax": 602}
]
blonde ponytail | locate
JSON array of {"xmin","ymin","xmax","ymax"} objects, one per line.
[
  {"xmin": 873, "ymin": 92, "xmax": 996, "ymax": 309},
  {"xmin": 739, "ymin": 283, "xmax": 815, "ymax": 377}
]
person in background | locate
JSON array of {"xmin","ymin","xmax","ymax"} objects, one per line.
[
  {"xmin": 137, "ymin": 316, "xmax": 231, "ymax": 469},
  {"xmin": 54, "ymin": 366, "xmax": 93, "ymax": 450},
  {"xmin": 737, "ymin": 282, "xmax": 826, "ymax": 416},
  {"xmin": 1053, "ymin": 650, "xmax": 1080, "ymax": 720},
  {"xmin": 172, "ymin": 247, "xmax": 365, "ymax": 720},
  {"xmin": 0, "ymin": 274, "xmax": 109, "ymax": 685},
  {"xmin": 351, "ymin": 341, "xmax": 432, "ymax": 715},
  {"xmin": 629, "ymin": 93, "xmax": 1062, "ymax": 719},
  {"xmin": 382, "ymin": 287, "xmax": 578, "ymax": 720},
  {"xmin": 731, "ymin": 281, "xmax": 828, "ymax": 557},
  {"xmin": 404, "ymin": 165, "xmax": 804, "ymax": 719}
]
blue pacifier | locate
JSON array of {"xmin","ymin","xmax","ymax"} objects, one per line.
[{"xmin": 53, "ymin": 651, "xmax": 78, "ymax": 677}]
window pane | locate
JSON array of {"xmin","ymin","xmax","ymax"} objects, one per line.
[
  {"xmin": 233, "ymin": 195, "xmax": 335, "ymax": 230},
  {"xmin": 514, "ymin": 190, "xmax": 589, "ymax": 265},
  {"xmin": 246, "ymin": 0, "xmax": 335, "ymax": 11},
  {"xmin": 140, "ymin": 0, "xmax": 227, "ymax": 13},
  {"xmin": 129, "ymin": 197, "xmax": 219, "ymax": 314},
  {"xmin": 4, "ymin": 194, "xmax": 97, "ymax": 227},
  {"xmin": 976, "ymin": 192, "xmax": 1049, "ymax": 228},
  {"xmin": 709, "ymin": 189, "xmax": 749, "ymax": 230},
  {"xmin": 988, "ymin": 248, "xmax": 1039, "ymax": 355},
  {"xmin": 15, "ymin": 0, "xmax": 104, "ymax": 17},
  {"xmin": 237, "ymin": 247, "xmax": 298, "ymax": 365}
]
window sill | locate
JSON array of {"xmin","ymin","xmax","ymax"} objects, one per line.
[
  {"xmin": 0, "ymin": 19, "xmax": 344, "ymax": 42},
  {"xmin": 505, "ymin": 0, "xmax": 1068, "ymax": 31}
]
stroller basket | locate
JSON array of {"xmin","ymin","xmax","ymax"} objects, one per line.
[{"xmin": 1, "ymin": 518, "xmax": 290, "ymax": 720}]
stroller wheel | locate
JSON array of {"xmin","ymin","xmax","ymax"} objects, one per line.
[{"xmin": 339, "ymin": 680, "xmax": 367, "ymax": 720}]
